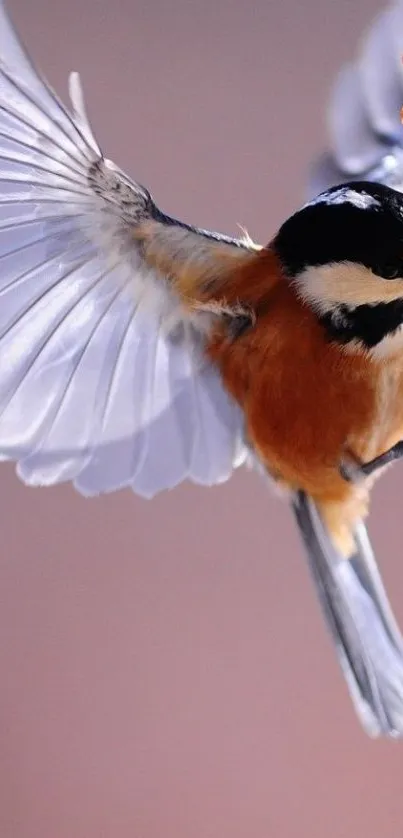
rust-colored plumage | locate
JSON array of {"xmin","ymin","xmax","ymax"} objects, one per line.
[
  {"xmin": 171, "ymin": 244, "xmax": 403, "ymax": 557},
  {"xmin": 133, "ymin": 188, "xmax": 403, "ymax": 737}
]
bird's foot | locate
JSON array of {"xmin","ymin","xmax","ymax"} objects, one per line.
[{"xmin": 340, "ymin": 441, "xmax": 403, "ymax": 483}]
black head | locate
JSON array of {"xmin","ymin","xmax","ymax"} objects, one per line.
[{"xmin": 273, "ymin": 180, "xmax": 403, "ymax": 349}]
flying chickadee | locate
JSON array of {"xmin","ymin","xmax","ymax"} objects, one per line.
[{"xmin": 1, "ymin": 0, "xmax": 403, "ymax": 738}]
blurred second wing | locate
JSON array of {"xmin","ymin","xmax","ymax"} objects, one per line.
[{"xmin": 310, "ymin": 0, "xmax": 403, "ymax": 197}]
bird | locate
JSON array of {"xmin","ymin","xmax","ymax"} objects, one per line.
[{"xmin": 1, "ymin": 0, "xmax": 403, "ymax": 739}]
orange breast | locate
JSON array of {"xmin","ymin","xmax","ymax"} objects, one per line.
[{"xmin": 206, "ymin": 267, "xmax": 392, "ymax": 503}]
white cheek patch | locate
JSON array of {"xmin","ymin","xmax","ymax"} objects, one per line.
[
  {"xmin": 295, "ymin": 262, "xmax": 403, "ymax": 309},
  {"xmin": 304, "ymin": 187, "xmax": 382, "ymax": 211}
]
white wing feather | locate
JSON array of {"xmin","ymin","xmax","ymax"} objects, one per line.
[
  {"xmin": 0, "ymin": 0, "xmax": 248, "ymax": 497},
  {"xmin": 310, "ymin": 0, "xmax": 403, "ymax": 196}
]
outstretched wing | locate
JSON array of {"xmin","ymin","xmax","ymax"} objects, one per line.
[
  {"xmin": 310, "ymin": 0, "xmax": 403, "ymax": 198},
  {"xmin": 0, "ymin": 0, "xmax": 252, "ymax": 498}
]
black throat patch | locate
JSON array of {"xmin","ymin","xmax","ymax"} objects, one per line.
[{"xmin": 320, "ymin": 299, "xmax": 403, "ymax": 348}]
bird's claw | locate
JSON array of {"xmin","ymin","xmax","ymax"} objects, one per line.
[
  {"xmin": 340, "ymin": 441, "xmax": 403, "ymax": 483},
  {"xmin": 339, "ymin": 450, "xmax": 368, "ymax": 484}
]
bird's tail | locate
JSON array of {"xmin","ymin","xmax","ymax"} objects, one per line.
[{"xmin": 291, "ymin": 490, "xmax": 403, "ymax": 738}]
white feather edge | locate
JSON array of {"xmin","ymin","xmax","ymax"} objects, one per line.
[{"xmin": 0, "ymin": 0, "xmax": 248, "ymax": 497}]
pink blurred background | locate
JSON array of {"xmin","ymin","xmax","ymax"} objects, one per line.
[{"xmin": 1, "ymin": 0, "xmax": 403, "ymax": 836}]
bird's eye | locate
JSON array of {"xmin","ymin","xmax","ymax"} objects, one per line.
[{"xmin": 374, "ymin": 264, "xmax": 402, "ymax": 279}]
